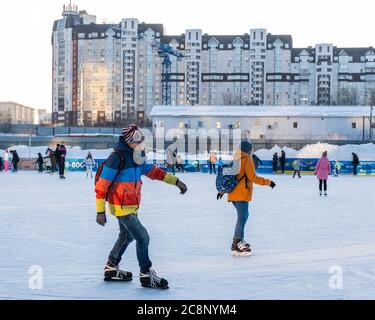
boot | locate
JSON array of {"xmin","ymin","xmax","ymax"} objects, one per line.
[
  {"xmin": 140, "ymin": 269, "xmax": 169, "ymax": 289},
  {"xmin": 231, "ymin": 239, "xmax": 252, "ymax": 256},
  {"xmin": 104, "ymin": 261, "xmax": 133, "ymax": 282}
]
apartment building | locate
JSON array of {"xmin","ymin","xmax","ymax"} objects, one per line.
[
  {"xmin": 0, "ymin": 102, "xmax": 36, "ymax": 125},
  {"xmin": 52, "ymin": 2, "xmax": 375, "ymax": 126}
]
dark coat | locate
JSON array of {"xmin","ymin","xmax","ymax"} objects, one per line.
[
  {"xmin": 12, "ymin": 152, "xmax": 20, "ymax": 164},
  {"xmin": 36, "ymin": 155, "xmax": 44, "ymax": 165},
  {"xmin": 352, "ymin": 154, "xmax": 359, "ymax": 165},
  {"xmin": 272, "ymin": 154, "xmax": 279, "ymax": 165},
  {"xmin": 55, "ymin": 148, "xmax": 61, "ymax": 162},
  {"xmin": 280, "ymin": 152, "xmax": 286, "ymax": 165}
]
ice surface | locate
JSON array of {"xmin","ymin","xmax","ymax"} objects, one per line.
[{"xmin": 0, "ymin": 172, "xmax": 375, "ymax": 300}]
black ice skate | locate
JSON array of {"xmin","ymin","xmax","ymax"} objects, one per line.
[
  {"xmin": 231, "ymin": 239, "xmax": 252, "ymax": 257},
  {"xmin": 140, "ymin": 269, "xmax": 169, "ymax": 289},
  {"xmin": 240, "ymin": 240, "xmax": 251, "ymax": 248},
  {"xmin": 104, "ymin": 263, "xmax": 133, "ymax": 282}
]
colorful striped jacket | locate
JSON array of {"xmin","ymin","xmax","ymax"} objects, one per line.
[{"xmin": 95, "ymin": 137, "xmax": 178, "ymax": 217}]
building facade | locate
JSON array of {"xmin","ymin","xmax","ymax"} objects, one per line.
[
  {"xmin": 0, "ymin": 102, "xmax": 36, "ymax": 125},
  {"xmin": 38, "ymin": 109, "xmax": 52, "ymax": 125},
  {"xmin": 52, "ymin": 3, "xmax": 375, "ymax": 126},
  {"xmin": 150, "ymin": 105, "xmax": 373, "ymax": 142}
]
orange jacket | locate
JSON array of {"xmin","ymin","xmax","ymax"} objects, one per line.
[{"xmin": 228, "ymin": 151, "xmax": 271, "ymax": 202}]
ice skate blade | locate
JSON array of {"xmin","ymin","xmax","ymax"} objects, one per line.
[
  {"xmin": 141, "ymin": 284, "xmax": 169, "ymax": 290},
  {"xmin": 231, "ymin": 251, "xmax": 252, "ymax": 257},
  {"xmin": 104, "ymin": 277, "xmax": 133, "ymax": 282}
]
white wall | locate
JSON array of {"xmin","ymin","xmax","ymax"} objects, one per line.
[{"xmin": 152, "ymin": 115, "xmax": 370, "ymax": 141}]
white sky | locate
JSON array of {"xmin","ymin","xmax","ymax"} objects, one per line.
[{"xmin": 0, "ymin": 0, "xmax": 374, "ymax": 111}]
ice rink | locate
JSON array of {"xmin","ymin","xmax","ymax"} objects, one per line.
[{"xmin": 0, "ymin": 171, "xmax": 375, "ymax": 300}]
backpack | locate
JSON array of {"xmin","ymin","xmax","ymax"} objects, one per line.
[
  {"xmin": 216, "ymin": 161, "xmax": 247, "ymax": 194},
  {"xmin": 95, "ymin": 151, "xmax": 125, "ymax": 201}
]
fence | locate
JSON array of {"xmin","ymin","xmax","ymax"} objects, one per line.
[{"xmin": 16, "ymin": 158, "xmax": 374, "ymax": 176}]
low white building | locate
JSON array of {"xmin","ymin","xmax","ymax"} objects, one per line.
[{"xmin": 150, "ymin": 105, "xmax": 373, "ymax": 141}]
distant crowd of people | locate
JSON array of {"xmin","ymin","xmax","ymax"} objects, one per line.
[
  {"xmin": 43, "ymin": 143, "xmax": 67, "ymax": 179},
  {"xmin": 0, "ymin": 144, "xmax": 364, "ymax": 179},
  {"xmin": 0, "ymin": 149, "xmax": 20, "ymax": 173}
]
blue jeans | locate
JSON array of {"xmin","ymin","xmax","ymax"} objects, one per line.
[
  {"xmin": 232, "ymin": 202, "xmax": 250, "ymax": 240},
  {"xmin": 108, "ymin": 214, "xmax": 152, "ymax": 274}
]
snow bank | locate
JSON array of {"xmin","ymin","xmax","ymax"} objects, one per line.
[{"xmin": 1, "ymin": 142, "xmax": 375, "ymax": 160}]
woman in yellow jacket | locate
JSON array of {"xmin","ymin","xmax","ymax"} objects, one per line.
[{"xmin": 219, "ymin": 141, "xmax": 276, "ymax": 256}]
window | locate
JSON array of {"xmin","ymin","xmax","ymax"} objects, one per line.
[
  {"xmin": 234, "ymin": 121, "xmax": 241, "ymax": 129},
  {"xmin": 352, "ymin": 122, "xmax": 357, "ymax": 129},
  {"xmin": 293, "ymin": 122, "xmax": 298, "ymax": 129},
  {"xmin": 178, "ymin": 122, "xmax": 185, "ymax": 129},
  {"xmin": 216, "ymin": 121, "xmax": 222, "ymax": 129}
]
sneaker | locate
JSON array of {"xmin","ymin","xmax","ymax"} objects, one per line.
[
  {"xmin": 104, "ymin": 263, "xmax": 133, "ymax": 282},
  {"xmin": 324, "ymin": 192, "xmax": 328, "ymax": 197},
  {"xmin": 140, "ymin": 269, "xmax": 169, "ymax": 289},
  {"xmin": 320, "ymin": 192, "xmax": 322, "ymax": 196},
  {"xmin": 231, "ymin": 239, "xmax": 252, "ymax": 257}
]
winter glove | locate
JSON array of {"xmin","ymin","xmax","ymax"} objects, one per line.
[
  {"xmin": 176, "ymin": 179, "xmax": 188, "ymax": 195},
  {"xmin": 217, "ymin": 193, "xmax": 224, "ymax": 200},
  {"xmin": 96, "ymin": 212, "xmax": 107, "ymax": 227},
  {"xmin": 270, "ymin": 181, "xmax": 276, "ymax": 189}
]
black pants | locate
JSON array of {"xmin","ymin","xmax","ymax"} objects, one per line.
[
  {"xmin": 13, "ymin": 162, "xmax": 18, "ymax": 172},
  {"xmin": 209, "ymin": 163, "xmax": 216, "ymax": 174},
  {"xmin": 59, "ymin": 159, "xmax": 65, "ymax": 176},
  {"xmin": 281, "ymin": 164, "xmax": 285, "ymax": 174},
  {"xmin": 38, "ymin": 163, "xmax": 43, "ymax": 172},
  {"xmin": 353, "ymin": 165, "xmax": 358, "ymax": 175},
  {"xmin": 273, "ymin": 164, "xmax": 278, "ymax": 173},
  {"xmin": 319, "ymin": 179, "xmax": 327, "ymax": 192},
  {"xmin": 293, "ymin": 170, "xmax": 301, "ymax": 178}
]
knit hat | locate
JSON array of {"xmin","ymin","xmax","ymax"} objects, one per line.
[
  {"xmin": 122, "ymin": 124, "xmax": 144, "ymax": 144},
  {"xmin": 240, "ymin": 140, "xmax": 253, "ymax": 154}
]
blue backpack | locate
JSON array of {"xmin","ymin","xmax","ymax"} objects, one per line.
[{"xmin": 216, "ymin": 163, "xmax": 247, "ymax": 193}]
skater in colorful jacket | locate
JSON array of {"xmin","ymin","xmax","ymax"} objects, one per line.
[
  {"xmin": 218, "ymin": 141, "xmax": 276, "ymax": 256},
  {"xmin": 95, "ymin": 124, "xmax": 188, "ymax": 289},
  {"xmin": 314, "ymin": 151, "xmax": 331, "ymax": 196}
]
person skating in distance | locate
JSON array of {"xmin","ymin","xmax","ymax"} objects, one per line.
[
  {"xmin": 95, "ymin": 124, "xmax": 187, "ymax": 289},
  {"xmin": 217, "ymin": 141, "xmax": 276, "ymax": 256}
]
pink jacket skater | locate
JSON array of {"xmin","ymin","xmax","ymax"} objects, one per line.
[
  {"xmin": 315, "ymin": 152, "xmax": 331, "ymax": 180},
  {"xmin": 4, "ymin": 149, "xmax": 9, "ymax": 172}
]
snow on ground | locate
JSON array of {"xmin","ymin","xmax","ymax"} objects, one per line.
[
  {"xmin": 0, "ymin": 171, "xmax": 375, "ymax": 300},
  {"xmin": 1, "ymin": 142, "xmax": 375, "ymax": 161}
]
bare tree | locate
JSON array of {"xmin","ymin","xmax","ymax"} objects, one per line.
[
  {"xmin": 337, "ymin": 87, "xmax": 359, "ymax": 106},
  {"xmin": 221, "ymin": 92, "xmax": 242, "ymax": 105},
  {"xmin": 366, "ymin": 88, "xmax": 375, "ymax": 106}
]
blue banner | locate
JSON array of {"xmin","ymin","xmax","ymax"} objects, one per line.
[{"xmin": 64, "ymin": 158, "xmax": 375, "ymax": 175}]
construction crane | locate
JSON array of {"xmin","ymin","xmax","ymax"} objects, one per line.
[{"xmin": 140, "ymin": 35, "xmax": 185, "ymax": 105}]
